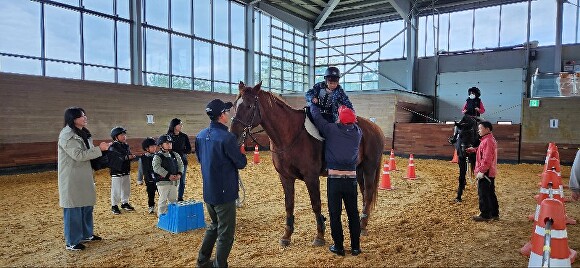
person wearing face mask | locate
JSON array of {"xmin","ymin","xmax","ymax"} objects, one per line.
[
  {"xmin": 306, "ymin": 66, "xmax": 354, "ymax": 123},
  {"xmin": 462, "ymin": 87, "xmax": 485, "ymax": 117}
]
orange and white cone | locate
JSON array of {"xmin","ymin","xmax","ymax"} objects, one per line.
[
  {"xmin": 403, "ymin": 154, "xmax": 417, "ymax": 180},
  {"xmin": 388, "ymin": 149, "xmax": 397, "ymax": 171},
  {"xmin": 240, "ymin": 144, "xmax": 246, "ymax": 154},
  {"xmin": 527, "ymin": 170, "xmax": 576, "ymax": 225},
  {"xmin": 379, "ymin": 161, "xmax": 394, "ymax": 190},
  {"xmin": 450, "ymin": 150, "xmax": 458, "ymax": 163},
  {"xmin": 527, "ymin": 198, "xmax": 577, "ymax": 267},
  {"xmin": 253, "ymin": 145, "xmax": 260, "ymax": 164},
  {"xmin": 539, "ymin": 143, "xmax": 561, "ymax": 177}
]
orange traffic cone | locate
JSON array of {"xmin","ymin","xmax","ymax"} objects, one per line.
[
  {"xmin": 240, "ymin": 144, "xmax": 246, "ymax": 154},
  {"xmin": 253, "ymin": 145, "xmax": 260, "ymax": 164},
  {"xmin": 403, "ymin": 154, "xmax": 417, "ymax": 180},
  {"xmin": 539, "ymin": 143, "xmax": 561, "ymax": 177},
  {"xmin": 527, "ymin": 198, "xmax": 577, "ymax": 266},
  {"xmin": 528, "ymin": 170, "xmax": 576, "ymax": 225},
  {"xmin": 450, "ymin": 150, "xmax": 458, "ymax": 163},
  {"xmin": 379, "ymin": 161, "xmax": 394, "ymax": 190},
  {"xmin": 388, "ymin": 149, "xmax": 397, "ymax": 171}
]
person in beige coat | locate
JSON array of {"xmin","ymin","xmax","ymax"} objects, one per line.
[{"xmin": 58, "ymin": 107, "xmax": 110, "ymax": 251}]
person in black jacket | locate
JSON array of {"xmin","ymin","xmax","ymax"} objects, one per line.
[
  {"xmin": 108, "ymin": 127, "xmax": 137, "ymax": 215},
  {"xmin": 137, "ymin": 137, "xmax": 158, "ymax": 214},
  {"xmin": 168, "ymin": 118, "xmax": 192, "ymax": 201},
  {"xmin": 310, "ymin": 104, "xmax": 363, "ymax": 257}
]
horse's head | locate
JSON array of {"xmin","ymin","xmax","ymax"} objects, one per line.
[
  {"xmin": 457, "ymin": 114, "xmax": 479, "ymax": 147},
  {"xmin": 231, "ymin": 81, "xmax": 263, "ymax": 144}
]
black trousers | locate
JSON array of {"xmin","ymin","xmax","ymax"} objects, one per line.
[
  {"xmin": 145, "ymin": 181, "xmax": 157, "ymax": 207},
  {"xmin": 327, "ymin": 176, "xmax": 360, "ymax": 250},
  {"xmin": 477, "ymin": 175, "xmax": 499, "ymax": 218},
  {"xmin": 456, "ymin": 151, "xmax": 475, "ymax": 200}
]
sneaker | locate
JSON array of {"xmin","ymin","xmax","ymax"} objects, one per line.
[
  {"xmin": 472, "ymin": 215, "xmax": 492, "ymax": 222},
  {"xmin": 148, "ymin": 206, "xmax": 155, "ymax": 214},
  {"xmin": 329, "ymin": 245, "xmax": 345, "ymax": 256},
  {"xmin": 81, "ymin": 235, "xmax": 102, "ymax": 243},
  {"xmin": 351, "ymin": 248, "xmax": 362, "ymax": 256},
  {"xmin": 111, "ymin": 205, "xmax": 121, "ymax": 215},
  {"xmin": 491, "ymin": 215, "xmax": 500, "ymax": 221},
  {"xmin": 121, "ymin": 203, "xmax": 135, "ymax": 211},
  {"xmin": 453, "ymin": 198, "xmax": 462, "ymax": 203},
  {"xmin": 65, "ymin": 243, "xmax": 86, "ymax": 251}
]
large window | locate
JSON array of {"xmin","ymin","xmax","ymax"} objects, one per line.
[
  {"xmin": 315, "ymin": 21, "xmax": 400, "ymax": 91},
  {"xmin": 417, "ymin": 1, "xmax": 569, "ymax": 56},
  {"xmin": 0, "ymin": 0, "xmax": 130, "ymax": 83},
  {"xmin": 142, "ymin": 0, "xmax": 246, "ymax": 92},
  {"xmin": 253, "ymin": 10, "xmax": 308, "ymax": 93}
]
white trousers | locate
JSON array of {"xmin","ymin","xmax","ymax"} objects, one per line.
[
  {"xmin": 111, "ymin": 175, "xmax": 131, "ymax": 206},
  {"xmin": 157, "ymin": 184, "xmax": 178, "ymax": 217}
]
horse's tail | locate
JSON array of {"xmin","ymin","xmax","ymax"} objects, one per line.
[
  {"xmin": 369, "ymin": 153, "xmax": 382, "ymax": 210},
  {"xmin": 357, "ymin": 116, "xmax": 385, "ymax": 211}
]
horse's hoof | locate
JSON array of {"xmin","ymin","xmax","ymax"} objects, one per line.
[
  {"xmin": 360, "ymin": 229, "xmax": 368, "ymax": 236},
  {"xmin": 280, "ymin": 238, "xmax": 291, "ymax": 247},
  {"xmin": 312, "ymin": 238, "xmax": 325, "ymax": 247}
]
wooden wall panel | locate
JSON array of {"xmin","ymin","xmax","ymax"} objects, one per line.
[
  {"xmin": 521, "ymin": 97, "xmax": 580, "ymax": 144},
  {"xmin": 0, "ymin": 73, "xmax": 237, "ymax": 144},
  {"xmin": 394, "ymin": 123, "xmax": 521, "ymax": 162}
]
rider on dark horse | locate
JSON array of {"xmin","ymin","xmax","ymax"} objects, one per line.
[
  {"xmin": 449, "ymin": 87, "xmax": 485, "ymax": 203},
  {"xmin": 305, "ymin": 66, "xmax": 354, "ymax": 123}
]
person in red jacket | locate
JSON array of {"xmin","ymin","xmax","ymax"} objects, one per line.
[{"xmin": 468, "ymin": 121, "xmax": 499, "ymax": 222}]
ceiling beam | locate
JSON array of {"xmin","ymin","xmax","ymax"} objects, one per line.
[
  {"xmin": 269, "ymin": 1, "xmax": 319, "ymax": 20},
  {"xmin": 287, "ymin": 0, "xmax": 324, "ymax": 15},
  {"xmin": 387, "ymin": 0, "xmax": 411, "ymax": 20},
  {"xmin": 331, "ymin": 5, "xmax": 394, "ymax": 19},
  {"xmin": 314, "ymin": 0, "xmax": 341, "ymax": 30}
]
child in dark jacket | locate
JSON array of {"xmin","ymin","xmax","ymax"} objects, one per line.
[
  {"xmin": 137, "ymin": 137, "xmax": 158, "ymax": 214},
  {"xmin": 108, "ymin": 127, "xmax": 137, "ymax": 215}
]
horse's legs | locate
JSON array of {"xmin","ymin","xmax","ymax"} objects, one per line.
[
  {"xmin": 303, "ymin": 175, "xmax": 325, "ymax": 246},
  {"xmin": 357, "ymin": 165, "xmax": 374, "ymax": 236},
  {"xmin": 280, "ymin": 175, "xmax": 296, "ymax": 247}
]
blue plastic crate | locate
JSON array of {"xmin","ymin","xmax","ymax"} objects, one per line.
[{"xmin": 158, "ymin": 200, "xmax": 205, "ymax": 233}]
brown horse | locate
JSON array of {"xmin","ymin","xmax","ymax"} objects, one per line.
[{"xmin": 230, "ymin": 82, "xmax": 384, "ymax": 247}]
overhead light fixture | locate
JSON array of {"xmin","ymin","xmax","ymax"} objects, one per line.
[{"xmin": 497, "ymin": 121, "xmax": 512, "ymax": 125}]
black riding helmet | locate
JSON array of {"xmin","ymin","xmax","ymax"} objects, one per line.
[
  {"xmin": 157, "ymin": 134, "xmax": 173, "ymax": 146},
  {"xmin": 468, "ymin": 87, "xmax": 481, "ymax": 98},
  {"xmin": 110, "ymin": 126, "xmax": 127, "ymax": 140},
  {"xmin": 141, "ymin": 137, "xmax": 156, "ymax": 150},
  {"xmin": 324, "ymin": 66, "xmax": 340, "ymax": 80}
]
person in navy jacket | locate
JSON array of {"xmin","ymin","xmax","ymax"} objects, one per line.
[
  {"xmin": 310, "ymin": 103, "xmax": 363, "ymax": 257},
  {"xmin": 196, "ymin": 99, "xmax": 247, "ymax": 268}
]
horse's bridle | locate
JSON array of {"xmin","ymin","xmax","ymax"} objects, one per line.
[{"xmin": 231, "ymin": 95, "xmax": 267, "ymax": 147}]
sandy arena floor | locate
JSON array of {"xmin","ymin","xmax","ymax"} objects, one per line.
[{"xmin": 0, "ymin": 153, "xmax": 579, "ymax": 267}]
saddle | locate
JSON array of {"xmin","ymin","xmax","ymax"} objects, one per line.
[{"xmin": 304, "ymin": 107, "xmax": 325, "ymax": 141}]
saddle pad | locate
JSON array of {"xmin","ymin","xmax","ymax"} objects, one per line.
[{"xmin": 305, "ymin": 115, "xmax": 325, "ymax": 141}]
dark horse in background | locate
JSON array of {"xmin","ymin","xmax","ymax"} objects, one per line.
[
  {"xmin": 230, "ymin": 82, "xmax": 385, "ymax": 247},
  {"xmin": 449, "ymin": 114, "xmax": 480, "ymax": 202}
]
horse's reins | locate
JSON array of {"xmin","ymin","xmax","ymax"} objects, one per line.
[
  {"xmin": 232, "ymin": 95, "xmax": 267, "ymax": 148},
  {"xmin": 232, "ymin": 93, "xmax": 304, "ymax": 155}
]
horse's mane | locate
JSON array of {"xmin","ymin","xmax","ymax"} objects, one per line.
[{"xmin": 249, "ymin": 87, "xmax": 304, "ymax": 114}]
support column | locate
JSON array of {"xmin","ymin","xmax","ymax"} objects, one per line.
[
  {"xmin": 246, "ymin": 4, "xmax": 255, "ymax": 86},
  {"xmin": 554, "ymin": 0, "xmax": 564, "ymax": 72},
  {"xmin": 130, "ymin": 0, "xmax": 142, "ymax": 85},
  {"xmin": 406, "ymin": 13, "xmax": 417, "ymax": 92}
]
